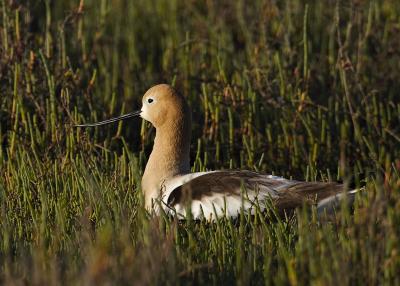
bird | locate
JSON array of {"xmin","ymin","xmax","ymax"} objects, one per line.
[{"xmin": 75, "ymin": 84, "xmax": 359, "ymax": 220}]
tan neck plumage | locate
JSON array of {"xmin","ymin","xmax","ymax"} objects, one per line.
[{"xmin": 141, "ymin": 112, "xmax": 191, "ymax": 208}]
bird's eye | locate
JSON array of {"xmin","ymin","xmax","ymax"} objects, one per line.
[{"xmin": 147, "ymin": 98, "xmax": 154, "ymax": 104}]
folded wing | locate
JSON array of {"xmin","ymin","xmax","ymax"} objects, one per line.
[{"xmin": 164, "ymin": 171, "xmax": 344, "ymax": 219}]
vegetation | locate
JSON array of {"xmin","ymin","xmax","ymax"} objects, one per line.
[{"xmin": 1, "ymin": 0, "xmax": 400, "ymax": 284}]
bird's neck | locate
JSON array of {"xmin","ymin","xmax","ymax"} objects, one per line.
[{"xmin": 141, "ymin": 118, "xmax": 191, "ymax": 208}]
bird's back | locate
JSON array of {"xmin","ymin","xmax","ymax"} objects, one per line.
[{"xmin": 161, "ymin": 171, "xmax": 346, "ymax": 220}]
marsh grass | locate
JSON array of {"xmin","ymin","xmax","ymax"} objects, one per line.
[{"xmin": 0, "ymin": 0, "xmax": 400, "ymax": 285}]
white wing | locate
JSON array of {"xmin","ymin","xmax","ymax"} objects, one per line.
[{"xmin": 160, "ymin": 171, "xmax": 302, "ymax": 220}]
